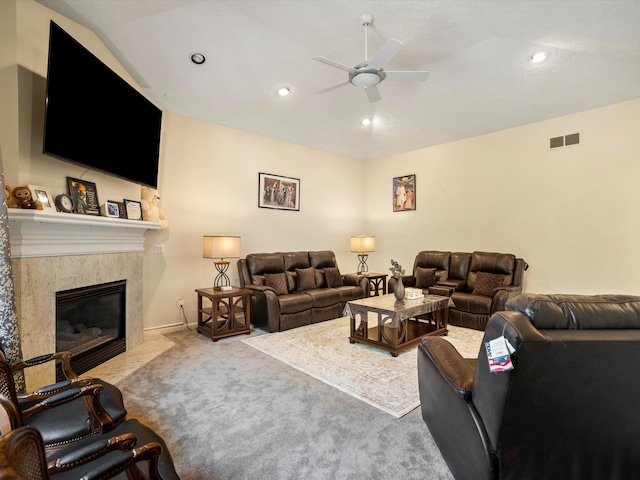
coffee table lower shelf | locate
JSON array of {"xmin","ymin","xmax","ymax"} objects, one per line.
[{"xmin": 347, "ymin": 294, "xmax": 453, "ymax": 357}]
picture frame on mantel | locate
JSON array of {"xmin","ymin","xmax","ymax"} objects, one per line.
[
  {"xmin": 124, "ymin": 199, "xmax": 143, "ymax": 220},
  {"xmin": 393, "ymin": 174, "xmax": 416, "ymax": 212},
  {"xmin": 67, "ymin": 177, "xmax": 101, "ymax": 215},
  {"xmin": 28, "ymin": 185, "xmax": 55, "ymax": 211},
  {"xmin": 258, "ymin": 172, "xmax": 300, "ymax": 211}
]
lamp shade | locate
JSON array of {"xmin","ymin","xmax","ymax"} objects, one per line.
[
  {"xmin": 203, "ymin": 235, "xmax": 241, "ymax": 259},
  {"xmin": 350, "ymin": 235, "xmax": 375, "ymax": 253}
]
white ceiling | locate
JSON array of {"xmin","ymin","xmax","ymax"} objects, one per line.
[{"xmin": 36, "ymin": 0, "xmax": 640, "ymax": 160}]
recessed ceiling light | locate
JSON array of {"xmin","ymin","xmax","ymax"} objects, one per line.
[
  {"xmin": 190, "ymin": 52, "xmax": 206, "ymax": 65},
  {"xmin": 361, "ymin": 117, "xmax": 372, "ymax": 126},
  {"xmin": 530, "ymin": 51, "xmax": 548, "ymax": 63},
  {"xmin": 277, "ymin": 86, "xmax": 291, "ymax": 97}
]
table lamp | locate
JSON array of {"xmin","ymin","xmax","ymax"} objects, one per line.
[
  {"xmin": 350, "ymin": 235, "xmax": 375, "ymax": 274},
  {"xmin": 203, "ymin": 234, "xmax": 241, "ymax": 291}
]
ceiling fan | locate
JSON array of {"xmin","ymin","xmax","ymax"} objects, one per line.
[{"xmin": 313, "ymin": 14, "xmax": 429, "ymax": 103}]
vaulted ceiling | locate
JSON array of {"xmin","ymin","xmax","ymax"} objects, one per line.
[{"xmin": 37, "ymin": 0, "xmax": 640, "ymax": 160}]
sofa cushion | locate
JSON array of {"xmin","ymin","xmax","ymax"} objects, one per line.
[
  {"xmin": 472, "ymin": 272, "xmax": 505, "ymax": 296},
  {"xmin": 296, "ymin": 267, "xmax": 317, "ymax": 291},
  {"xmin": 305, "ymin": 288, "xmax": 340, "ymax": 308},
  {"xmin": 416, "ymin": 267, "xmax": 437, "ymax": 289},
  {"xmin": 264, "ymin": 273, "xmax": 288, "ymax": 295},
  {"xmin": 324, "ymin": 267, "xmax": 344, "ymax": 288}
]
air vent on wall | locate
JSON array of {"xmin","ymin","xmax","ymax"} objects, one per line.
[{"xmin": 550, "ymin": 132, "xmax": 581, "ymax": 150}]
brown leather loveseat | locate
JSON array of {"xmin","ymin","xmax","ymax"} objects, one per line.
[
  {"xmin": 237, "ymin": 250, "xmax": 369, "ymax": 332},
  {"xmin": 389, "ymin": 250, "xmax": 527, "ymax": 330}
]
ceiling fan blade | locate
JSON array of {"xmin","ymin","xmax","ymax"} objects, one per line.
[
  {"xmin": 384, "ymin": 70, "xmax": 430, "ymax": 82},
  {"xmin": 367, "ymin": 38, "xmax": 403, "ymax": 70},
  {"xmin": 312, "ymin": 56, "xmax": 357, "ymax": 73},
  {"xmin": 317, "ymin": 80, "xmax": 351, "ymax": 94},
  {"xmin": 365, "ymin": 85, "xmax": 381, "ymax": 103}
]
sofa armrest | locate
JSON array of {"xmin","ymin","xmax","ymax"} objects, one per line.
[
  {"xmin": 343, "ymin": 274, "xmax": 370, "ymax": 298},
  {"xmin": 491, "ymin": 286, "xmax": 523, "ymax": 314},
  {"xmin": 420, "ymin": 337, "xmax": 475, "ymax": 399},
  {"xmin": 429, "ymin": 285, "xmax": 455, "ymax": 297},
  {"xmin": 242, "ymin": 284, "xmax": 281, "ymax": 332}
]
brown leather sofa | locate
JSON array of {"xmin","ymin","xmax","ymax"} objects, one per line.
[
  {"xmin": 388, "ymin": 250, "xmax": 527, "ymax": 330},
  {"xmin": 237, "ymin": 250, "xmax": 369, "ymax": 332},
  {"xmin": 418, "ymin": 293, "xmax": 640, "ymax": 480}
]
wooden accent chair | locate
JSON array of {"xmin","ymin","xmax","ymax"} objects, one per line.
[{"xmin": 0, "ymin": 393, "xmax": 179, "ymax": 479}]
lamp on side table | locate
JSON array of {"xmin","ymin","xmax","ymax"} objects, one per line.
[
  {"xmin": 350, "ymin": 234, "xmax": 375, "ymax": 274},
  {"xmin": 203, "ymin": 234, "xmax": 241, "ymax": 291}
]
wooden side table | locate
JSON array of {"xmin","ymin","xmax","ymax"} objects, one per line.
[
  {"xmin": 349, "ymin": 272, "xmax": 388, "ymax": 296},
  {"xmin": 195, "ymin": 287, "xmax": 251, "ymax": 341}
]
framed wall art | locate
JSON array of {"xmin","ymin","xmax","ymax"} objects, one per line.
[
  {"xmin": 258, "ymin": 172, "xmax": 300, "ymax": 211},
  {"xmin": 124, "ymin": 199, "xmax": 143, "ymax": 220},
  {"xmin": 28, "ymin": 185, "xmax": 55, "ymax": 211},
  {"xmin": 109, "ymin": 200, "xmax": 128, "ymax": 219},
  {"xmin": 67, "ymin": 177, "xmax": 101, "ymax": 215},
  {"xmin": 101, "ymin": 201, "xmax": 121, "ymax": 218},
  {"xmin": 393, "ymin": 174, "xmax": 416, "ymax": 212}
]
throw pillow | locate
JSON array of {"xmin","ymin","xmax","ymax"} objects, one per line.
[
  {"xmin": 264, "ymin": 273, "xmax": 288, "ymax": 295},
  {"xmin": 296, "ymin": 267, "xmax": 317, "ymax": 291},
  {"xmin": 473, "ymin": 272, "xmax": 506, "ymax": 296},
  {"xmin": 415, "ymin": 267, "xmax": 437, "ymax": 289},
  {"xmin": 324, "ymin": 267, "xmax": 344, "ymax": 288}
]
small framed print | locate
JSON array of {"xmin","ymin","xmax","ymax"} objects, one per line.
[
  {"xmin": 101, "ymin": 201, "xmax": 120, "ymax": 218},
  {"xmin": 28, "ymin": 185, "xmax": 54, "ymax": 211},
  {"xmin": 67, "ymin": 177, "xmax": 101, "ymax": 215},
  {"xmin": 109, "ymin": 200, "xmax": 128, "ymax": 219},
  {"xmin": 124, "ymin": 199, "xmax": 143, "ymax": 220},
  {"xmin": 393, "ymin": 174, "xmax": 416, "ymax": 212},
  {"xmin": 258, "ymin": 172, "xmax": 300, "ymax": 211}
]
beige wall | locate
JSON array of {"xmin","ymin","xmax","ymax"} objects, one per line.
[
  {"xmin": 366, "ymin": 98, "xmax": 640, "ymax": 295},
  {"xmin": 5, "ymin": 1, "xmax": 640, "ymax": 334}
]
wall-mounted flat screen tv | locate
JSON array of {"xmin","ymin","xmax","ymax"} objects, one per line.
[{"xmin": 43, "ymin": 21, "xmax": 162, "ymax": 189}]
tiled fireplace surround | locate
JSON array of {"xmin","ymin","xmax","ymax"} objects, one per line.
[{"xmin": 8, "ymin": 209, "xmax": 159, "ymax": 390}]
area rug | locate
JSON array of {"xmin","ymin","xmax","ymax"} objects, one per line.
[{"xmin": 242, "ymin": 317, "xmax": 484, "ymax": 418}]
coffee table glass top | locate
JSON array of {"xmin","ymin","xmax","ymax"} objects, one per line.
[{"xmin": 346, "ymin": 293, "xmax": 454, "ymax": 322}]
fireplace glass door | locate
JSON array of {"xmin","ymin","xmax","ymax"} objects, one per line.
[{"xmin": 56, "ymin": 280, "xmax": 126, "ymax": 380}]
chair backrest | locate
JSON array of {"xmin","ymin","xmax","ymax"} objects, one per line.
[
  {"xmin": 0, "ymin": 361, "xmax": 21, "ymax": 416},
  {"xmin": 473, "ymin": 294, "xmax": 640, "ymax": 479},
  {"xmin": 412, "ymin": 251, "xmax": 451, "ymax": 282},
  {"xmin": 0, "ymin": 425, "xmax": 48, "ymax": 480}
]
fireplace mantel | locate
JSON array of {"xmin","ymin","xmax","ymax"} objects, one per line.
[{"xmin": 8, "ymin": 209, "xmax": 161, "ymax": 258}]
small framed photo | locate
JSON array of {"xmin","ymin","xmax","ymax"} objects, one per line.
[
  {"xmin": 109, "ymin": 200, "xmax": 128, "ymax": 219},
  {"xmin": 67, "ymin": 177, "xmax": 101, "ymax": 215},
  {"xmin": 124, "ymin": 199, "xmax": 143, "ymax": 220},
  {"xmin": 258, "ymin": 172, "xmax": 300, "ymax": 211},
  {"xmin": 101, "ymin": 201, "xmax": 120, "ymax": 218},
  {"xmin": 393, "ymin": 174, "xmax": 416, "ymax": 212},
  {"xmin": 28, "ymin": 185, "xmax": 54, "ymax": 211}
]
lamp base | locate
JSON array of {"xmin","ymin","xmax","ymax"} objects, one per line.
[
  {"xmin": 356, "ymin": 254, "xmax": 369, "ymax": 274},
  {"xmin": 213, "ymin": 260, "xmax": 231, "ymax": 290}
]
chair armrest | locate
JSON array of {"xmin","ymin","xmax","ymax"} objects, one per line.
[
  {"xmin": 491, "ymin": 286, "xmax": 523, "ymax": 313},
  {"xmin": 428, "ymin": 285, "xmax": 455, "ymax": 297},
  {"xmin": 12, "ymin": 351, "xmax": 79, "ymax": 381},
  {"xmin": 22, "ymin": 383, "xmax": 115, "ymax": 433},
  {"xmin": 420, "ymin": 337, "xmax": 475, "ymax": 399},
  {"xmin": 48, "ymin": 433, "xmax": 163, "ymax": 479}
]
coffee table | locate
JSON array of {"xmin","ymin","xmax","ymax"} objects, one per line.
[{"xmin": 346, "ymin": 294, "xmax": 453, "ymax": 356}]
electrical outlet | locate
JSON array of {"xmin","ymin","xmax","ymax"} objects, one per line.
[
  {"xmin": 154, "ymin": 245, "xmax": 164, "ymax": 254},
  {"xmin": 176, "ymin": 298, "xmax": 184, "ymax": 308}
]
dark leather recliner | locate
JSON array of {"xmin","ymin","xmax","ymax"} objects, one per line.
[
  {"xmin": 418, "ymin": 293, "xmax": 640, "ymax": 480},
  {"xmin": 237, "ymin": 251, "xmax": 369, "ymax": 332}
]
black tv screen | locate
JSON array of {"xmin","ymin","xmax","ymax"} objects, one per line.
[{"xmin": 44, "ymin": 21, "xmax": 162, "ymax": 188}]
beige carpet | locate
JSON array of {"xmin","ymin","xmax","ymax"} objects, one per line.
[{"xmin": 242, "ymin": 317, "xmax": 484, "ymax": 418}]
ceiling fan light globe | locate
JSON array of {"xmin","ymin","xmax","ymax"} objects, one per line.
[{"xmin": 351, "ymin": 72, "xmax": 381, "ymax": 88}]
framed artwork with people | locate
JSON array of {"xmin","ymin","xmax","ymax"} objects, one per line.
[
  {"xmin": 258, "ymin": 172, "xmax": 300, "ymax": 211},
  {"xmin": 393, "ymin": 174, "xmax": 416, "ymax": 212}
]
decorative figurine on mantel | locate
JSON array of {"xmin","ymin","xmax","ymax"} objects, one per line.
[
  {"xmin": 6, "ymin": 186, "xmax": 42, "ymax": 210},
  {"xmin": 390, "ymin": 259, "xmax": 405, "ymax": 301},
  {"xmin": 140, "ymin": 186, "xmax": 168, "ymax": 229}
]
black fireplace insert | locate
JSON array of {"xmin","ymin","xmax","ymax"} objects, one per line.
[{"xmin": 56, "ymin": 280, "xmax": 126, "ymax": 380}]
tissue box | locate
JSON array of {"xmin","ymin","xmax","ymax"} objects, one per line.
[{"xmin": 405, "ymin": 287, "xmax": 424, "ymax": 300}]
